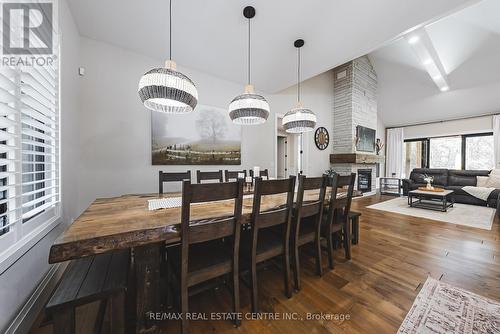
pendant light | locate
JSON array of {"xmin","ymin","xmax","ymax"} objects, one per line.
[
  {"xmin": 282, "ymin": 39, "xmax": 316, "ymax": 133},
  {"xmin": 138, "ymin": 0, "xmax": 198, "ymax": 114},
  {"xmin": 228, "ymin": 6, "xmax": 270, "ymax": 125}
]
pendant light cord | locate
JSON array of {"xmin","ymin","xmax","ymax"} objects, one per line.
[
  {"xmin": 248, "ymin": 18, "xmax": 251, "ymax": 85},
  {"xmin": 169, "ymin": 0, "xmax": 172, "ymax": 60},
  {"xmin": 297, "ymin": 47, "xmax": 301, "ymax": 103}
]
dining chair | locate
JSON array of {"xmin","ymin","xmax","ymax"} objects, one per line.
[
  {"xmin": 196, "ymin": 170, "xmax": 223, "ymax": 183},
  {"xmin": 249, "ymin": 168, "xmax": 269, "ymax": 179},
  {"xmin": 241, "ymin": 176, "xmax": 296, "ymax": 313},
  {"xmin": 322, "ymin": 173, "xmax": 356, "ymax": 269},
  {"xmin": 291, "ymin": 175, "xmax": 327, "ymax": 291},
  {"xmin": 167, "ymin": 179, "xmax": 244, "ymax": 334},
  {"xmin": 159, "ymin": 171, "xmax": 191, "ymax": 194},
  {"xmin": 224, "ymin": 170, "xmax": 247, "ymax": 182}
]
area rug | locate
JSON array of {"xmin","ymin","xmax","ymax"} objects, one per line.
[
  {"xmin": 397, "ymin": 277, "xmax": 500, "ymax": 334},
  {"xmin": 367, "ymin": 197, "xmax": 494, "ymax": 230}
]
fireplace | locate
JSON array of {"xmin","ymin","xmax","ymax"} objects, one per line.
[{"xmin": 357, "ymin": 169, "xmax": 372, "ymax": 193}]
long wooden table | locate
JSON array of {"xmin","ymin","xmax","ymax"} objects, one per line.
[{"xmin": 49, "ymin": 190, "xmax": 351, "ymax": 333}]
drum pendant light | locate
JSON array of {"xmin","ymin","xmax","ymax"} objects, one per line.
[
  {"xmin": 138, "ymin": 0, "xmax": 198, "ymax": 114},
  {"xmin": 282, "ymin": 39, "xmax": 317, "ymax": 133},
  {"xmin": 228, "ymin": 6, "xmax": 270, "ymax": 125}
]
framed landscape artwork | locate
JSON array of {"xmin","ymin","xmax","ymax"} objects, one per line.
[{"xmin": 151, "ymin": 105, "xmax": 241, "ymax": 165}]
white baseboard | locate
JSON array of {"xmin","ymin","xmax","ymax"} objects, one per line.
[{"xmin": 5, "ymin": 262, "xmax": 67, "ymax": 334}]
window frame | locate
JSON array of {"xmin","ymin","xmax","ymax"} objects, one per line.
[
  {"xmin": 404, "ymin": 132, "xmax": 494, "ymax": 171},
  {"xmin": 0, "ymin": 50, "xmax": 61, "ymax": 274}
]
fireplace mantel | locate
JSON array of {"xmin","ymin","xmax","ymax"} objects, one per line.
[{"xmin": 330, "ymin": 153, "xmax": 385, "ymax": 164}]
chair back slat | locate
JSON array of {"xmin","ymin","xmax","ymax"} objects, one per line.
[
  {"xmin": 188, "ymin": 217, "xmax": 236, "ymax": 244},
  {"xmin": 255, "ymin": 208, "xmax": 289, "ymax": 229},
  {"xmin": 159, "ymin": 170, "xmax": 191, "ymax": 194},
  {"xmin": 197, "ymin": 170, "xmax": 223, "ymax": 183},
  {"xmin": 300, "ymin": 201, "xmax": 323, "ymax": 218},
  {"xmin": 337, "ymin": 174, "xmax": 354, "ymax": 187},
  {"xmin": 188, "ymin": 181, "xmax": 241, "ymax": 203},
  {"xmin": 225, "ymin": 170, "xmax": 247, "ymax": 182},
  {"xmin": 256, "ymin": 177, "xmax": 293, "ymax": 195}
]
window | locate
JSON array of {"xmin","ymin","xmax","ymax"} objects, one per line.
[
  {"xmin": 404, "ymin": 132, "xmax": 494, "ymax": 173},
  {"xmin": 465, "ymin": 134, "xmax": 494, "ymax": 170},
  {"xmin": 429, "ymin": 136, "xmax": 462, "ymax": 169},
  {"xmin": 404, "ymin": 139, "xmax": 428, "ymax": 177},
  {"xmin": 0, "ymin": 63, "xmax": 60, "ymax": 251}
]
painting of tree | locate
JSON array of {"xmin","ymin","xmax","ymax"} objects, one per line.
[{"xmin": 151, "ymin": 104, "xmax": 241, "ymax": 165}]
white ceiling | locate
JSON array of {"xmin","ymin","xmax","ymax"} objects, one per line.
[
  {"xmin": 66, "ymin": 0, "xmax": 477, "ymax": 93},
  {"xmin": 370, "ymin": 0, "xmax": 500, "ymax": 127}
]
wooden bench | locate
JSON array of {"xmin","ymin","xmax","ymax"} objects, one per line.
[
  {"xmin": 349, "ymin": 211, "xmax": 361, "ymax": 244},
  {"xmin": 46, "ymin": 250, "xmax": 130, "ymax": 334}
]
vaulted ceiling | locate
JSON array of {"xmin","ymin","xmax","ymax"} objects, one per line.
[
  {"xmin": 370, "ymin": 0, "xmax": 500, "ymax": 126},
  {"xmin": 67, "ymin": 0, "xmax": 478, "ymax": 93}
]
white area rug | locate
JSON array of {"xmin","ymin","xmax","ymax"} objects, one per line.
[
  {"xmin": 367, "ymin": 197, "xmax": 495, "ymax": 230},
  {"xmin": 397, "ymin": 277, "xmax": 500, "ymax": 334}
]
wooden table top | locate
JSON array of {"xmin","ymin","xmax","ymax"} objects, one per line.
[{"xmin": 49, "ymin": 189, "xmax": 350, "ymax": 264}]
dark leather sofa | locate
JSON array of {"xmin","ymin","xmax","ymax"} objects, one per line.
[{"xmin": 402, "ymin": 168, "xmax": 500, "ymax": 208}]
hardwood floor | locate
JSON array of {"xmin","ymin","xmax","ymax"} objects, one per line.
[{"xmin": 31, "ymin": 194, "xmax": 500, "ymax": 333}]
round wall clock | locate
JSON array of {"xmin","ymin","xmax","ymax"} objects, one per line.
[{"xmin": 314, "ymin": 127, "xmax": 329, "ymax": 150}]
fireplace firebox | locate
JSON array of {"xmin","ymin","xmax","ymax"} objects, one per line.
[{"xmin": 357, "ymin": 169, "xmax": 372, "ymax": 193}]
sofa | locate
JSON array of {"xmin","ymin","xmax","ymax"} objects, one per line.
[{"xmin": 402, "ymin": 168, "xmax": 500, "ymax": 208}]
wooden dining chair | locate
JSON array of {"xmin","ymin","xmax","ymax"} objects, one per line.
[
  {"xmin": 196, "ymin": 170, "xmax": 223, "ymax": 183},
  {"xmin": 224, "ymin": 170, "xmax": 247, "ymax": 182},
  {"xmin": 291, "ymin": 175, "xmax": 327, "ymax": 291},
  {"xmin": 249, "ymin": 169, "xmax": 269, "ymax": 179},
  {"xmin": 241, "ymin": 176, "xmax": 296, "ymax": 313},
  {"xmin": 159, "ymin": 171, "xmax": 191, "ymax": 194},
  {"xmin": 322, "ymin": 173, "xmax": 356, "ymax": 269},
  {"xmin": 167, "ymin": 179, "xmax": 244, "ymax": 334}
]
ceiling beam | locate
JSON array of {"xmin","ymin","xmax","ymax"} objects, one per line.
[{"xmin": 405, "ymin": 28, "xmax": 450, "ymax": 92}]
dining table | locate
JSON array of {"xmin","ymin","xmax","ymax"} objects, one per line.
[{"xmin": 49, "ymin": 187, "xmax": 359, "ymax": 333}]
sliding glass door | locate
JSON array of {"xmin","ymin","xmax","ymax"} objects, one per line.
[{"xmin": 404, "ymin": 139, "xmax": 428, "ymax": 177}]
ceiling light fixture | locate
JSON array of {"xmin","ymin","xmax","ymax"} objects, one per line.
[
  {"xmin": 408, "ymin": 36, "xmax": 420, "ymax": 44},
  {"xmin": 423, "ymin": 59, "xmax": 433, "ymax": 65},
  {"xmin": 440, "ymin": 86, "xmax": 449, "ymax": 92},
  {"xmin": 138, "ymin": 0, "xmax": 198, "ymax": 114},
  {"xmin": 282, "ymin": 39, "xmax": 317, "ymax": 133},
  {"xmin": 228, "ymin": 6, "xmax": 270, "ymax": 125}
]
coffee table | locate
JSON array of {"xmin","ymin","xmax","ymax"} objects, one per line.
[{"xmin": 408, "ymin": 189, "xmax": 455, "ymax": 212}]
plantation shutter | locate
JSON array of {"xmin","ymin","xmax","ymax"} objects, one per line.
[{"xmin": 0, "ymin": 61, "xmax": 59, "ymax": 243}]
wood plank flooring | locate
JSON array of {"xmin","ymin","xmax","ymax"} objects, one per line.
[{"xmin": 31, "ymin": 194, "xmax": 500, "ymax": 333}]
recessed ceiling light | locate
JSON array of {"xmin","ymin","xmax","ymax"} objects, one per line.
[
  {"xmin": 423, "ymin": 59, "xmax": 433, "ymax": 66},
  {"xmin": 440, "ymin": 86, "xmax": 449, "ymax": 92},
  {"xmin": 408, "ymin": 36, "xmax": 420, "ymax": 44},
  {"xmin": 433, "ymin": 75, "xmax": 442, "ymax": 80}
]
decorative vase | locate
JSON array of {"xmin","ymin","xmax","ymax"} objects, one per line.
[{"xmin": 426, "ymin": 182, "xmax": 433, "ymax": 190}]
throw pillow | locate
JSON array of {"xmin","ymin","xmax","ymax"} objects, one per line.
[
  {"xmin": 489, "ymin": 169, "xmax": 500, "ymax": 176},
  {"xmin": 486, "ymin": 175, "xmax": 500, "ymax": 188},
  {"xmin": 476, "ymin": 176, "xmax": 489, "ymax": 187}
]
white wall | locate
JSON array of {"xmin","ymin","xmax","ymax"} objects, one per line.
[
  {"xmin": 0, "ymin": 0, "xmax": 81, "ymax": 331},
  {"xmin": 77, "ymin": 38, "xmax": 277, "ymax": 213},
  {"xmin": 402, "ymin": 115, "xmax": 493, "ymax": 139},
  {"xmin": 269, "ymin": 71, "xmax": 334, "ymax": 177}
]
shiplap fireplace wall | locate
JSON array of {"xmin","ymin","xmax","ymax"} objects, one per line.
[{"xmin": 331, "ymin": 56, "xmax": 378, "ymax": 194}]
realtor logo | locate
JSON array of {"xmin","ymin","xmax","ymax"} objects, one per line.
[{"xmin": 2, "ymin": 1, "xmax": 53, "ymax": 55}]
